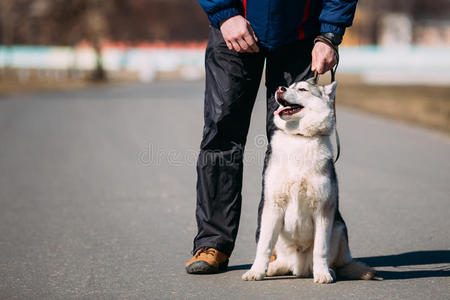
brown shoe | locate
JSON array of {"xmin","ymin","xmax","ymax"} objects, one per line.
[{"xmin": 185, "ymin": 247, "xmax": 229, "ymax": 274}]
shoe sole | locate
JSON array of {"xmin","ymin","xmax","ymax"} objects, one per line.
[{"xmin": 186, "ymin": 260, "xmax": 228, "ymax": 274}]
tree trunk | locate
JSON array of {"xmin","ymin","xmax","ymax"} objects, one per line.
[{"xmin": 89, "ymin": 40, "xmax": 106, "ymax": 82}]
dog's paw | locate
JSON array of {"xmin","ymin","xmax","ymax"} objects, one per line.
[
  {"xmin": 313, "ymin": 268, "xmax": 335, "ymax": 284},
  {"xmin": 267, "ymin": 260, "xmax": 290, "ymax": 277},
  {"xmin": 242, "ymin": 269, "xmax": 265, "ymax": 281}
]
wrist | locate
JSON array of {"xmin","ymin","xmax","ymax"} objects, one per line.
[
  {"xmin": 209, "ymin": 7, "xmax": 240, "ymax": 28},
  {"xmin": 219, "ymin": 15, "xmax": 243, "ymax": 27}
]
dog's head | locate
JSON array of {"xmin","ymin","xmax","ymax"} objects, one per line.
[{"xmin": 273, "ymin": 80, "xmax": 337, "ymax": 136}]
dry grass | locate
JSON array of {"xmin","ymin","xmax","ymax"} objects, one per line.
[
  {"xmin": 336, "ymin": 79, "xmax": 450, "ymax": 134},
  {"xmin": 0, "ymin": 80, "xmax": 93, "ymax": 96}
]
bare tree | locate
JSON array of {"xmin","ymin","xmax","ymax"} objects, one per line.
[
  {"xmin": 0, "ymin": 0, "xmax": 18, "ymax": 78},
  {"xmin": 81, "ymin": 0, "xmax": 111, "ymax": 81}
]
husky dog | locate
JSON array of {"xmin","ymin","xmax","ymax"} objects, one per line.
[{"xmin": 242, "ymin": 80, "xmax": 374, "ymax": 283}]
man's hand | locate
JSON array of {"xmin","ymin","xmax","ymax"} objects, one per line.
[
  {"xmin": 220, "ymin": 15, "xmax": 259, "ymax": 53},
  {"xmin": 311, "ymin": 42, "xmax": 337, "ymax": 74}
]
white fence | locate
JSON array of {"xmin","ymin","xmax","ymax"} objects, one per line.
[{"xmin": 1, "ymin": 45, "xmax": 449, "ymax": 85}]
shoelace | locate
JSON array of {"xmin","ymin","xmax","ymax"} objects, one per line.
[{"xmin": 195, "ymin": 247, "xmax": 216, "ymax": 257}]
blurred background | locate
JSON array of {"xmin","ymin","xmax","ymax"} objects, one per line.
[{"xmin": 0, "ymin": 0, "xmax": 449, "ymax": 131}]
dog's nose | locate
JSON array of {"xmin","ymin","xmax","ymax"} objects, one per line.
[{"xmin": 276, "ymin": 87, "xmax": 285, "ymax": 101}]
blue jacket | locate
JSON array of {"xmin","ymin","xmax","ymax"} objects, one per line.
[{"xmin": 198, "ymin": 0, "xmax": 357, "ymax": 50}]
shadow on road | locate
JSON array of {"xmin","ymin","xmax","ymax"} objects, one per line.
[
  {"xmin": 228, "ymin": 264, "xmax": 252, "ymax": 271},
  {"xmin": 229, "ymin": 251, "xmax": 450, "ymax": 280},
  {"xmin": 357, "ymin": 250, "xmax": 450, "ymax": 280}
]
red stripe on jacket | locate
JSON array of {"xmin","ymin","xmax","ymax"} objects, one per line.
[
  {"xmin": 243, "ymin": 0, "xmax": 247, "ymax": 18},
  {"xmin": 298, "ymin": 0, "xmax": 311, "ymax": 39}
]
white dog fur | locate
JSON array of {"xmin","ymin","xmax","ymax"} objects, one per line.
[{"xmin": 242, "ymin": 80, "xmax": 374, "ymax": 283}]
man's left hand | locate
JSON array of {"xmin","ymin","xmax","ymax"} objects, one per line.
[{"xmin": 311, "ymin": 42, "xmax": 337, "ymax": 74}]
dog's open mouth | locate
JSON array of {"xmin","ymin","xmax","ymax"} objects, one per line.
[{"xmin": 274, "ymin": 98, "xmax": 304, "ymax": 116}]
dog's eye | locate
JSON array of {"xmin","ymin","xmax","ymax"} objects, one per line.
[{"xmin": 297, "ymin": 88, "xmax": 307, "ymax": 92}]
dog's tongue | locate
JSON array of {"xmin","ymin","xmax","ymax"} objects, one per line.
[{"xmin": 274, "ymin": 106, "xmax": 292, "ymax": 116}]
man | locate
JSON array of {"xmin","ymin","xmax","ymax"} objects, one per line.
[{"xmin": 186, "ymin": 0, "xmax": 357, "ymax": 274}]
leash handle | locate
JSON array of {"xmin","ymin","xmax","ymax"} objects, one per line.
[
  {"xmin": 310, "ymin": 35, "xmax": 341, "ymax": 163},
  {"xmin": 311, "ymin": 66, "xmax": 337, "ymax": 84}
]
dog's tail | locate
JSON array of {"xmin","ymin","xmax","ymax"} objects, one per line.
[{"xmin": 336, "ymin": 260, "xmax": 377, "ymax": 280}]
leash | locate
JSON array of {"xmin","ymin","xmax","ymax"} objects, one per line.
[{"xmin": 310, "ymin": 36, "xmax": 340, "ymax": 163}]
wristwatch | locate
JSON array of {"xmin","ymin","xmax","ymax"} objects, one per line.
[{"xmin": 320, "ymin": 32, "xmax": 343, "ymax": 46}]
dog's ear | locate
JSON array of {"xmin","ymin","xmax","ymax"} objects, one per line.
[
  {"xmin": 323, "ymin": 81, "xmax": 337, "ymax": 101},
  {"xmin": 306, "ymin": 77, "xmax": 317, "ymax": 85}
]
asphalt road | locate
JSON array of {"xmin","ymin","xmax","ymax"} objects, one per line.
[{"xmin": 0, "ymin": 81, "xmax": 449, "ymax": 299}]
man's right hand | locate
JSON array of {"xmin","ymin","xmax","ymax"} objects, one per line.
[{"xmin": 220, "ymin": 15, "xmax": 259, "ymax": 53}]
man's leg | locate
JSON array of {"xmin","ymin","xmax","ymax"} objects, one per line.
[
  {"xmin": 256, "ymin": 38, "xmax": 314, "ymax": 242},
  {"xmin": 193, "ymin": 27, "xmax": 265, "ymax": 258}
]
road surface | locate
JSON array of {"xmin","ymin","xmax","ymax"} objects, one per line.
[{"xmin": 0, "ymin": 81, "xmax": 449, "ymax": 299}]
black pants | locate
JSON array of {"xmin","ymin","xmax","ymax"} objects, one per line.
[{"xmin": 193, "ymin": 27, "xmax": 314, "ymax": 257}]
